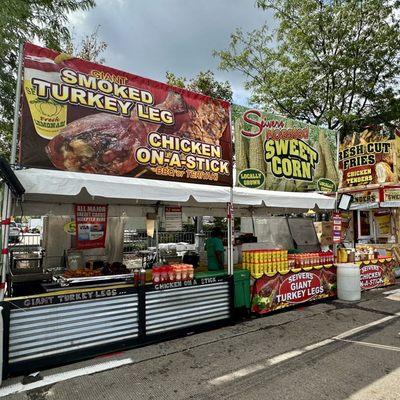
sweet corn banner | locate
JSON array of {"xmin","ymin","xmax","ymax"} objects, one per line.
[
  {"xmin": 20, "ymin": 43, "xmax": 232, "ymax": 186},
  {"xmin": 233, "ymin": 105, "xmax": 338, "ymax": 192},
  {"xmin": 338, "ymin": 126, "xmax": 396, "ymax": 190}
]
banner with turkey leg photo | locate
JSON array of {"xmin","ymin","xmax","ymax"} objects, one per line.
[
  {"xmin": 251, "ymin": 266, "xmax": 337, "ymax": 314},
  {"xmin": 20, "ymin": 43, "xmax": 232, "ymax": 186}
]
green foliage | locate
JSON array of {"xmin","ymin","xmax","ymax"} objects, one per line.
[
  {"xmin": 165, "ymin": 72, "xmax": 187, "ymax": 89},
  {"xmin": 0, "ymin": 0, "xmax": 95, "ymax": 159},
  {"xmin": 63, "ymin": 25, "xmax": 107, "ymax": 64},
  {"xmin": 166, "ymin": 70, "xmax": 233, "ymax": 102},
  {"xmin": 215, "ymin": 0, "xmax": 400, "ymax": 130}
]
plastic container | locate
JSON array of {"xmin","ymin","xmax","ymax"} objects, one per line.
[{"xmin": 336, "ymin": 263, "xmax": 361, "ymax": 301}]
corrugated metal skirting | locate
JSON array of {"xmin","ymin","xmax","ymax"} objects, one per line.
[
  {"xmin": 146, "ymin": 282, "xmax": 230, "ymax": 334},
  {"xmin": 8, "ymin": 294, "xmax": 139, "ymax": 364}
]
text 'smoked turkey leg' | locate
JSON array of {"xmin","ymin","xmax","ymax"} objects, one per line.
[{"xmin": 45, "ymin": 91, "xmax": 187, "ymax": 175}]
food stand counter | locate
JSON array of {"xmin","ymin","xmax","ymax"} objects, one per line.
[
  {"xmin": 242, "ymin": 250, "xmax": 337, "ymax": 314},
  {"xmin": 335, "ymin": 257, "xmax": 396, "ymax": 291},
  {"xmin": 3, "ymin": 274, "xmax": 232, "ymax": 375},
  {"xmin": 1, "ymin": 170, "xmax": 336, "ymax": 376}
]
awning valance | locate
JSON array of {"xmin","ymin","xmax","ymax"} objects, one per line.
[{"xmin": 14, "ymin": 169, "xmax": 336, "ymax": 212}]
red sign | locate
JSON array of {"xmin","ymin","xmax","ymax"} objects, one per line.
[
  {"xmin": 332, "ymin": 212, "xmax": 342, "ymax": 244},
  {"xmin": 74, "ymin": 204, "xmax": 108, "ymax": 249},
  {"xmin": 359, "ymin": 259, "xmax": 396, "ymax": 291},
  {"xmin": 278, "ymin": 273, "xmax": 323, "ymax": 304},
  {"xmin": 360, "ymin": 264, "xmax": 384, "ymax": 290},
  {"xmin": 20, "ymin": 43, "xmax": 232, "ymax": 186},
  {"xmin": 251, "ymin": 266, "xmax": 337, "ymax": 314}
]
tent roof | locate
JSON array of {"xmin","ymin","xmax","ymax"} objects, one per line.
[
  {"xmin": 15, "ymin": 168, "xmax": 231, "ymax": 204},
  {"xmin": 14, "ymin": 169, "xmax": 335, "ymax": 211},
  {"xmin": 233, "ymin": 187, "xmax": 335, "ymax": 210}
]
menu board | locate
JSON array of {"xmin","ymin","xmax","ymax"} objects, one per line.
[{"xmin": 165, "ymin": 206, "xmax": 182, "ymax": 232}]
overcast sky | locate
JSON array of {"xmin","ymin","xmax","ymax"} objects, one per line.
[{"xmin": 68, "ymin": 0, "xmax": 275, "ymax": 105}]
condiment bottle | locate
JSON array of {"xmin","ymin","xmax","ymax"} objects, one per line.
[
  {"xmin": 175, "ymin": 265, "xmax": 182, "ymax": 282},
  {"xmin": 152, "ymin": 267, "xmax": 160, "ymax": 285},
  {"xmin": 181, "ymin": 264, "xmax": 188, "ymax": 281},
  {"xmin": 140, "ymin": 267, "xmax": 146, "ymax": 286},
  {"xmin": 188, "ymin": 265, "xmax": 194, "ymax": 280},
  {"xmin": 160, "ymin": 266, "xmax": 168, "ymax": 283},
  {"xmin": 134, "ymin": 268, "xmax": 140, "ymax": 287},
  {"xmin": 167, "ymin": 265, "xmax": 175, "ymax": 282}
]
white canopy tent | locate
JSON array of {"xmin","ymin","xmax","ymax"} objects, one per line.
[
  {"xmin": 5, "ymin": 168, "xmax": 337, "ymax": 288},
  {"xmin": 14, "ymin": 169, "xmax": 336, "ymax": 215},
  {"xmin": 233, "ymin": 187, "xmax": 335, "ymax": 214}
]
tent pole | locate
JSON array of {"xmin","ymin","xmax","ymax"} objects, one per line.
[
  {"xmin": 155, "ymin": 206, "xmax": 160, "ymax": 263},
  {"xmin": 10, "ymin": 42, "xmax": 23, "ymax": 165},
  {"xmin": 227, "ymin": 203, "xmax": 231, "ymax": 275},
  {"xmin": 228, "ymin": 188, "xmax": 234, "ymax": 276},
  {"xmin": 1, "ymin": 42, "xmax": 23, "ymax": 301}
]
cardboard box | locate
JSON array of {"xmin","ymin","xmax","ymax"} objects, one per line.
[{"xmin": 314, "ymin": 222, "xmax": 333, "ymax": 246}]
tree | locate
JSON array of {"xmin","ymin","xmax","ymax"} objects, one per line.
[
  {"xmin": 166, "ymin": 70, "xmax": 233, "ymax": 103},
  {"xmin": 63, "ymin": 25, "xmax": 108, "ymax": 65},
  {"xmin": 0, "ymin": 0, "xmax": 95, "ymax": 159},
  {"xmin": 214, "ymin": 0, "xmax": 400, "ymax": 130}
]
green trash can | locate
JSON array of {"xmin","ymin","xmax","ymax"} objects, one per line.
[{"xmin": 233, "ymin": 269, "xmax": 250, "ymax": 310}]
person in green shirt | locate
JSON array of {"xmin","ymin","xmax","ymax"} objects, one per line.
[{"xmin": 205, "ymin": 227, "xmax": 225, "ymax": 271}]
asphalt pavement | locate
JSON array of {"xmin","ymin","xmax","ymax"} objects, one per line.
[{"xmin": 2, "ymin": 282, "xmax": 400, "ymax": 400}]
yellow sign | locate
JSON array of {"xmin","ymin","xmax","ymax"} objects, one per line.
[
  {"xmin": 383, "ymin": 189, "xmax": 400, "ymax": 202},
  {"xmin": 374, "ymin": 212, "xmax": 391, "ymax": 236},
  {"xmin": 63, "ymin": 221, "xmax": 76, "ymax": 235}
]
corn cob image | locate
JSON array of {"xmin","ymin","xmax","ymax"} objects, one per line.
[
  {"xmin": 314, "ymin": 142, "xmax": 326, "ymax": 181},
  {"xmin": 319, "ymin": 130, "xmax": 339, "ymax": 183},
  {"xmin": 248, "ymin": 134, "xmax": 266, "ymax": 189},
  {"xmin": 234, "ymin": 117, "xmax": 249, "ymax": 172}
]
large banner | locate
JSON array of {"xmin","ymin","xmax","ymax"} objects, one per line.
[
  {"xmin": 233, "ymin": 105, "xmax": 338, "ymax": 192},
  {"xmin": 338, "ymin": 126, "xmax": 396, "ymax": 190},
  {"xmin": 251, "ymin": 266, "xmax": 337, "ymax": 314},
  {"xmin": 20, "ymin": 43, "xmax": 232, "ymax": 186}
]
